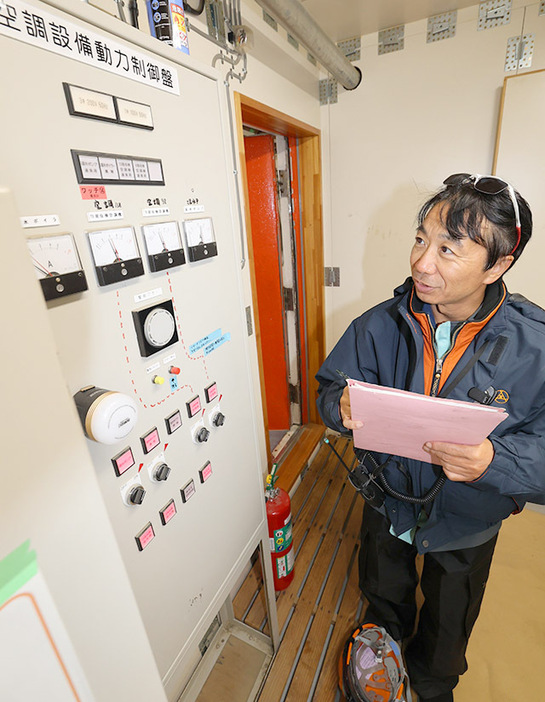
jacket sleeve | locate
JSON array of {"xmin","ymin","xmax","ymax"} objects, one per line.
[
  {"xmin": 315, "ymin": 319, "xmax": 379, "ymax": 434},
  {"xmin": 472, "ymin": 436, "xmax": 545, "ymax": 505},
  {"xmin": 472, "ymin": 400, "xmax": 545, "ymax": 505}
]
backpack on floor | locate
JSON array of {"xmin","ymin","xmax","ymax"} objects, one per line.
[{"xmin": 339, "ymin": 623, "xmax": 412, "ymax": 702}]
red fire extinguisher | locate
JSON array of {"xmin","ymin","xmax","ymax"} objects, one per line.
[{"xmin": 266, "ymin": 464, "xmax": 295, "ymax": 591}]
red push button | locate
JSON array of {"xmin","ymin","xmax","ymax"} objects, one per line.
[{"xmin": 169, "ymin": 366, "xmax": 181, "ymax": 375}]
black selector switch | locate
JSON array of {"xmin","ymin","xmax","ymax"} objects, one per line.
[
  {"xmin": 196, "ymin": 427, "xmax": 210, "ymax": 443},
  {"xmin": 128, "ymin": 485, "xmax": 146, "ymax": 505},
  {"xmin": 154, "ymin": 463, "xmax": 171, "ymax": 482},
  {"xmin": 212, "ymin": 412, "xmax": 225, "ymax": 427}
]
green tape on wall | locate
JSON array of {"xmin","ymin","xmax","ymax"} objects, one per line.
[{"xmin": 0, "ymin": 541, "xmax": 37, "ymax": 607}]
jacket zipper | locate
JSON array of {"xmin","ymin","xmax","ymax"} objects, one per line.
[
  {"xmin": 430, "ymin": 356, "xmax": 443, "ymax": 397},
  {"xmin": 429, "ymin": 320, "xmax": 467, "ymax": 397}
]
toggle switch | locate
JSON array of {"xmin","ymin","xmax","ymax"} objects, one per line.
[
  {"xmin": 152, "ymin": 375, "xmax": 165, "ymax": 385},
  {"xmin": 195, "ymin": 426, "xmax": 210, "ymax": 443},
  {"xmin": 128, "ymin": 485, "xmax": 146, "ymax": 504},
  {"xmin": 192, "ymin": 422, "xmax": 210, "ymax": 444},
  {"xmin": 153, "ymin": 463, "xmax": 171, "ymax": 482},
  {"xmin": 121, "ymin": 475, "xmax": 146, "ymax": 506},
  {"xmin": 147, "ymin": 452, "xmax": 170, "ymax": 482},
  {"xmin": 209, "ymin": 406, "xmax": 226, "ymax": 429},
  {"xmin": 212, "ymin": 412, "xmax": 225, "ymax": 427},
  {"xmin": 169, "ymin": 366, "xmax": 181, "ymax": 375}
]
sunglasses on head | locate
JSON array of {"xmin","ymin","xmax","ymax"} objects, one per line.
[{"xmin": 443, "ymin": 173, "xmax": 521, "ymax": 255}]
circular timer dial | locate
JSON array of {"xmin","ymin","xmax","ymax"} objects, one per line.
[
  {"xmin": 88, "ymin": 227, "xmax": 140, "ymax": 266},
  {"xmin": 144, "ymin": 307, "xmax": 176, "ymax": 347},
  {"xmin": 142, "ymin": 222, "xmax": 182, "ymax": 255},
  {"xmin": 27, "ymin": 233, "xmax": 82, "ymax": 278}
]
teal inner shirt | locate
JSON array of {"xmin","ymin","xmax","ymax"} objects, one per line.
[{"xmin": 389, "ymin": 307, "xmax": 453, "ymax": 543}]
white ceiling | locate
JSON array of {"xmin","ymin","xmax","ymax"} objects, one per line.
[{"xmin": 299, "ymin": 0, "xmax": 480, "ymax": 42}]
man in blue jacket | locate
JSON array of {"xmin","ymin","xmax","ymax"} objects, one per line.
[{"xmin": 316, "ymin": 174, "xmax": 545, "ymax": 702}]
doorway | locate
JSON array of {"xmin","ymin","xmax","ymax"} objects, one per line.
[
  {"xmin": 244, "ymin": 131, "xmax": 306, "ymax": 454},
  {"xmin": 234, "ymin": 93, "xmax": 325, "ymax": 465}
]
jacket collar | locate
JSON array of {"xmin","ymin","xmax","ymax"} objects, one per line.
[{"xmin": 409, "ymin": 278, "xmax": 505, "ymax": 325}]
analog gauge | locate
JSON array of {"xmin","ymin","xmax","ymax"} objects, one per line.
[
  {"xmin": 142, "ymin": 221, "xmax": 186, "ymax": 272},
  {"xmin": 87, "ymin": 226, "xmax": 144, "ymax": 286},
  {"xmin": 183, "ymin": 218, "xmax": 218, "ymax": 262},
  {"xmin": 26, "ymin": 233, "xmax": 88, "ymax": 300}
]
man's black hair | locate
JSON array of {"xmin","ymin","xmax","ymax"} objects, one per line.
[{"xmin": 417, "ymin": 179, "xmax": 532, "ymax": 270}]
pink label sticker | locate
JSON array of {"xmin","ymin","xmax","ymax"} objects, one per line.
[
  {"xmin": 200, "ymin": 462, "xmax": 213, "ymax": 482},
  {"xmin": 161, "ymin": 501, "xmax": 177, "ymax": 524},
  {"xmin": 143, "ymin": 428, "xmax": 160, "ymax": 453},
  {"xmin": 113, "ymin": 448, "xmax": 134, "ymax": 476},
  {"xmin": 188, "ymin": 396, "xmax": 201, "ymax": 417},
  {"xmin": 136, "ymin": 523, "xmax": 155, "ymax": 550},
  {"xmin": 206, "ymin": 383, "xmax": 218, "ymax": 402},
  {"xmin": 80, "ymin": 185, "xmax": 107, "ymax": 200}
]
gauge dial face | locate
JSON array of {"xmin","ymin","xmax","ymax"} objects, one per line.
[
  {"xmin": 88, "ymin": 227, "xmax": 140, "ymax": 266},
  {"xmin": 183, "ymin": 218, "xmax": 215, "ymax": 247},
  {"xmin": 144, "ymin": 308, "xmax": 176, "ymax": 347},
  {"xmin": 27, "ymin": 233, "xmax": 83, "ymax": 279},
  {"xmin": 142, "ymin": 221, "xmax": 182, "ymax": 256}
]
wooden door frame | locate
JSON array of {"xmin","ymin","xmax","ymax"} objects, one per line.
[{"xmin": 233, "ymin": 93, "xmax": 325, "ymax": 458}]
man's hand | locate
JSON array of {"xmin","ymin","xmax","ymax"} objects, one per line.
[
  {"xmin": 423, "ymin": 438, "xmax": 494, "ymax": 482},
  {"xmin": 340, "ymin": 386, "xmax": 363, "ymax": 431}
]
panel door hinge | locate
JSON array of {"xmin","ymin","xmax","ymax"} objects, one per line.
[
  {"xmin": 283, "ymin": 287, "xmax": 295, "ymax": 311},
  {"xmin": 324, "ymin": 267, "xmax": 340, "ymax": 287},
  {"xmin": 277, "ymin": 169, "xmax": 289, "ymax": 197},
  {"xmin": 289, "ymin": 383, "xmax": 300, "ymax": 404}
]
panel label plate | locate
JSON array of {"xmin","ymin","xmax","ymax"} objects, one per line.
[{"xmin": 0, "ymin": 0, "xmax": 180, "ymax": 94}]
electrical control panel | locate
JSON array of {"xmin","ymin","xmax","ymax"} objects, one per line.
[{"xmin": 0, "ymin": 1, "xmax": 267, "ymax": 698}]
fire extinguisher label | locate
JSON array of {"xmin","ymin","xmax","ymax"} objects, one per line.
[
  {"xmin": 273, "ymin": 517, "xmax": 292, "ymax": 552},
  {"xmin": 286, "ymin": 547, "xmax": 294, "ymax": 573},
  {"xmin": 276, "ymin": 555, "xmax": 287, "ymax": 579},
  {"xmin": 275, "ymin": 548, "xmax": 295, "ymax": 579}
]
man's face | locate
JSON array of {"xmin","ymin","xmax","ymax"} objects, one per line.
[{"xmin": 410, "ymin": 204, "xmax": 509, "ymax": 321}]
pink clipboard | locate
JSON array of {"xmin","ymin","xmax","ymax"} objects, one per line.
[{"xmin": 347, "ymin": 379, "xmax": 508, "ymax": 463}]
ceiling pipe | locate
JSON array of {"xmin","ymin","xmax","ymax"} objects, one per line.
[{"xmin": 255, "ymin": 0, "xmax": 362, "ymax": 90}]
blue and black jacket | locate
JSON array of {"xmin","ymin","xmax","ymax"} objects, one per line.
[{"xmin": 316, "ymin": 278, "xmax": 545, "ymax": 553}]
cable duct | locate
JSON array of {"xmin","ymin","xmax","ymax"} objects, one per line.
[{"xmin": 255, "ymin": 0, "xmax": 362, "ymax": 90}]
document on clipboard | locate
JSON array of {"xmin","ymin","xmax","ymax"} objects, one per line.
[{"xmin": 347, "ymin": 379, "xmax": 508, "ymax": 463}]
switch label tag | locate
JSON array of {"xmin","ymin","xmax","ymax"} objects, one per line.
[
  {"xmin": 112, "ymin": 447, "xmax": 135, "ymax": 477},
  {"xmin": 160, "ymin": 500, "xmax": 177, "ymax": 525},
  {"xmin": 199, "ymin": 462, "xmax": 213, "ymax": 483},
  {"xmin": 135, "ymin": 523, "xmax": 155, "ymax": 551},
  {"xmin": 181, "ymin": 480, "xmax": 196, "ymax": 502}
]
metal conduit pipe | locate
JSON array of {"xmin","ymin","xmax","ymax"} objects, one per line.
[{"xmin": 255, "ymin": 0, "xmax": 362, "ymax": 90}]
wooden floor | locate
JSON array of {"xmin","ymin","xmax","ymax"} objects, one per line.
[{"xmin": 233, "ymin": 434, "xmax": 365, "ymax": 702}]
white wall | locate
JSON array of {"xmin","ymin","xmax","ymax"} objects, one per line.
[{"xmin": 321, "ymin": 1, "xmax": 545, "ymax": 350}]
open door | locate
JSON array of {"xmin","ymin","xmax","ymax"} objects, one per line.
[
  {"xmin": 234, "ymin": 93, "xmax": 325, "ymax": 465},
  {"xmin": 244, "ymin": 135, "xmax": 307, "ymax": 447}
]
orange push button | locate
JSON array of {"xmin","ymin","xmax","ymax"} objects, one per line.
[{"xmin": 169, "ymin": 366, "xmax": 181, "ymax": 375}]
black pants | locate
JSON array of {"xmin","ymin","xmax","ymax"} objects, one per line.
[{"xmin": 358, "ymin": 505, "xmax": 498, "ymax": 699}]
